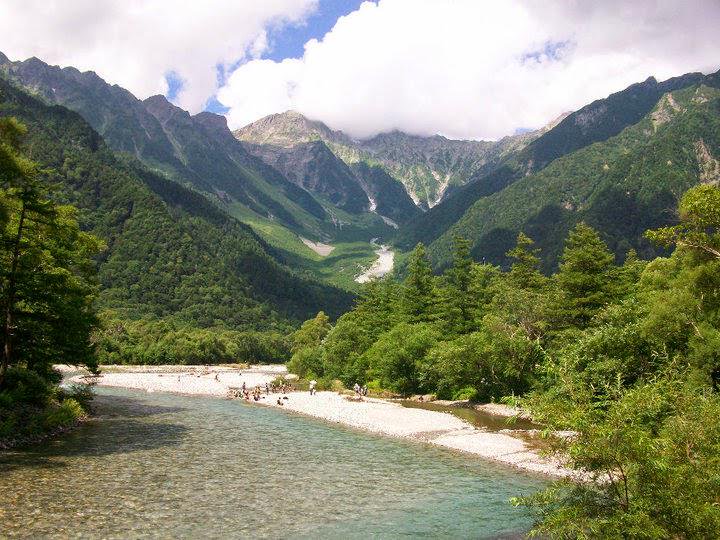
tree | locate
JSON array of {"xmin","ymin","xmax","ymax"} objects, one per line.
[
  {"xmin": 402, "ymin": 243, "xmax": 435, "ymax": 323},
  {"xmin": 646, "ymin": 184, "xmax": 720, "ymax": 260},
  {"xmin": 290, "ymin": 311, "xmax": 331, "ymax": 353},
  {"xmin": 441, "ymin": 235, "xmax": 475, "ymax": 334},
  {"xmin": 0, "ymin": 118, "xmax": 102, "ymax": 385},
  {"xmin": 490, "ymin": 233, "xmax": 550, "ymax": 340},
  {"xmin": 365, "ymin": 322, "xmax": 440, "ymax": 395},
  {"xmin": 507, "ymin": 232, "xmax": 546, "ymax": 290},
  {"xmin": 554, "ymin": 222, "xmax": 616, "ymax": 329}
]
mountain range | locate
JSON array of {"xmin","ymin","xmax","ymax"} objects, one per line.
[{"xmin": 2, "ymin": 49, "xmax": 719, "ymax": 322}]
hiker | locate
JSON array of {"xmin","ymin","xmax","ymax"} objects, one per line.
[
  {"xmin": 309, "ymin": 380, "xmax": 317, "ymax": 395},
  {"xmin": 361, "ymin": 385, "xmax": 368, "ymax": 396},
  {"xmin": 353, "ymin": 382, "xmax": 360, "ymax": 395}
]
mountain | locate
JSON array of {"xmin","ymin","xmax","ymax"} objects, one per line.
[
  {"xmin": 0, "ymin": 54, "xmax": 395, "ymax": 246},
  {"xmin": 397, "ymin": 72, "xmax": 713, "ymax": 251},
  {"xmin": 0, "ymin": 53, "xmax": 400, "ymax": 291},
  {"xmin": 0, "ymin": 75, "xmax": 352, "ymax": 327},
  {"xmin": 242, "ymin": 138, "xmax": 370, "ymax": 214},
  {"xmin": 427, "ymin": 77, "xmax": 720, "ymax": 272},
  {"xmin": 235, "ymin": 111, "xmax": 539, "ymax": 211}
]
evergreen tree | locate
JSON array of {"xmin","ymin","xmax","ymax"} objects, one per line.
[
  {"xmin": 402, "ymin": 243, "xmax": 435, "ymax": 323},
  {"xmin": 554, "ymin": 222, "xmax": 617, "ymax": 329},
  {"xmin": 507, "ymin": 232, "xmax": 545, "ymax": 290},
  {"xmin": 0, "ymin": 118, "xmax": 103, "ymax": 385},
  {"xmin": 443, "ymin": 235, "xmax": 474, "ymax": 334}
]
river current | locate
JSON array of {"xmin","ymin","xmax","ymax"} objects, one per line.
[{"xmin": 0, "ymin": 387, "xmax": 546, "ymax": 538}]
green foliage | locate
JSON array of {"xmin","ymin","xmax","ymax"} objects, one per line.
[
  {"xmin": 291, "ymin": 312, "xmax": 331, "ymax": 353},
  {"xmin": 0, "ymin": 367, "xmax": 90, "ymax": 443},
  {"xmin": 426, "ymin": 82, "xmax": 720, "ymax": 273},
  {"xmin": 507, "ymin": 232, "xmax": 546, "ymax": 290},
  {"xmin": 402, "ymin": 243, "xmax": 435, "ymax": 323},
  {"xmin": 0, "ymin": 77, "xmax": 352, "ymax": 335},
  {"xmin": 554, "ymin": 222, "xmax": 617, "ymax": 329},
  {"xmin": 645, "ymin": 183, "xmax": 720, "ymax": 260},
  {"xmin": 518, "ymin": 184, "xmax": 720, "ymax": 537},
  {"xmin": 95, "ymin": 315, "xmax": 291, "ymax": 365},
  {"xmin": 286, "ymin": 311, "xmax": 332, "ymax": 378},
  {"xmin": 365, "ymin": 323, "xmax": 440, "ymax": 395}
]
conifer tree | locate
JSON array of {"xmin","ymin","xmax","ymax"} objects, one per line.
[
  {"xmin": 402, "ymin": 243, "xmax": 434, "ymax": 323},
  {"xmin": 0, "ymin": 118, "xmax": 102, "ymax": 385},
  {"xmin": 443, "ymin": 235, "xmax": 474, "ymax": 334},
  {"xmin": 554, "ymin": 222, "xmax": 616, "ymax": 329},
  {"xmin": 507, "ymin": 232, "xmax": 545, "ymax": 290}
]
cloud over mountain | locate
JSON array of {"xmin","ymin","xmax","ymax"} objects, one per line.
[
  {"xmin": 218, "ymin": 0, "xmax": 720, "ymax": 139},
  {"xmin": 0, "ymin": 0, "xmax": 317, "ymax": 112}
]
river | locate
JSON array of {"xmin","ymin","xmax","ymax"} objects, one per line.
[
  {"xmin": 0, "ymin": 387, "xmax": 546, "ymax": 538},
  {"xmin": 356, "ymin": 238, "xmax": 395, "ymax": 283}
]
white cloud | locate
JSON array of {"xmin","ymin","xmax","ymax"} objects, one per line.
[
  {"xmin": 218, "ymin": 0, "xmax": 720, "ymax": 140},
  {"xmin": 0, "ymin": 0, "xmax": 318, "ymax": 112}
]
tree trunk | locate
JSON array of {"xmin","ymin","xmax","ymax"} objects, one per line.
[{"xmin": 0, "ymin": 199, "xmax": 26, "ymax": 387}]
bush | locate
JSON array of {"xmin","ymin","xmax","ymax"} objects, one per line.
[
  {"xmin": 452, "ymin": 387, "xmax": 478, "ymax": 401},
  {"xmin": 287, "ymin": 346, "xmax": 324, "ymax": 378},
  {"xmin": 43, "ymin": 398, "xmax": 86, "ymax": 430},
  {"xmin": 59, "ymin": 383, "xmax": 95, "ymax": 412},
  {"xmin": 0, "ymin": 367, "xmax": 53, "ymax": 408},
  {"xmin": 365, "ymin": 323, "xmax": 440, "ymax": 395}
]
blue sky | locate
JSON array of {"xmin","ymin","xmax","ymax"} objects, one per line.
[{"xmin": 265, "ymin": 0, "xmax": 366, "ymax": 61}]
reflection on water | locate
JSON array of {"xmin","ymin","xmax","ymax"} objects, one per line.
[{"xmin": 0, "ymin": 387, "xmax": 546, "ymax": 538}]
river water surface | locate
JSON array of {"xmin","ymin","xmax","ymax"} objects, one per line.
[{"xmin": 1, "ymin": 387, "xmax": 546, "ymax": 538}]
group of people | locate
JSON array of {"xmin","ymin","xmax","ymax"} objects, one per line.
[
  {"xmin": 353, "ymin": 383, "xmax": 368, "ymax": 397},
  {"xmin": 234, "ymin": 380, "xmax": 293, "ymax": 405}
]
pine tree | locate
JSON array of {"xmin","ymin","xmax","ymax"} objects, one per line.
[
  {"xmin": 554, "ymin": 222, "xmax": 616, "ymax": 329},
  {"xmin": 402, "ymin": 243, "xmax": 434, "ymax": 323},
  {"xmin": 507, "ymin": 232, "xmax": 545, "ymax": 290},
  {"xmin": 443, "ymin": 235, "xmax": 474, "ymax": 334}
]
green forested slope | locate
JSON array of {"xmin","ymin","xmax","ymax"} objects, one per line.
[
  {"xmin": 0, "ymin": 77, "xmax": 352, "ymax": 328},
  {"xmin": 428, "ymin": 83, "xmax": 720, "ymax": 271},
  {"xmin": 396, "ymin": 71, "xmax": 718, "ymax": 251},
  {"xmin": 0, "ymin": 54, "xmax": 393, "ymax": 252}
]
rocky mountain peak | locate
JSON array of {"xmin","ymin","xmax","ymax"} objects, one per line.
[
  {"xmin": 193, "ymin": 111, "xmax": 229, "ymax": 134},
  {"xmin": 235, "ymin": 110, "xmax": 351, "ymax": 148},
  {"xmin": 143, "ymin": 94, "xmax": 191, "ymax": 124}
]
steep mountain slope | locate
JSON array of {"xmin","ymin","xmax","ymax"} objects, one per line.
[
  {"xmin": 0, "ymin": 55, "xmax": 328, "ymax": 231},
  {"xmin": 396, "ymin": 72, "xmax": 714, "ymax": 250},
  {"xmin": 0, "ymin": 76, "xmax": 352, "ymax": 326},
  {"xmin": 242, "ymin": 138, "xmax": 370, "ymax": 214},
  {"xmin": 428, "ymin": 82, "xmax": 720, "ymax": 272},
  {"xmin": 235, "ymin": 110, "xmax": 538, "ymax": 211},
  {"xmin": 0, "ymin": 54, "xmax": 394, "ymax": 244},
  {"xmin": 0, "ymin": 53, "xmax": 397, "ymax": 290}
]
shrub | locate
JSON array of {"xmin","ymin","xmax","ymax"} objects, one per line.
[{"xmin": 0, "ymin": 367, "xmax": 53, "ymax": 408}]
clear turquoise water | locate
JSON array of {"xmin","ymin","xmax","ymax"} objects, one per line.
[{"xmin": 0, "ymin": 387, "xmax": 546, "ymax": 538}]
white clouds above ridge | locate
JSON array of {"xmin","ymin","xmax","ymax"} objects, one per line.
[
  {"xmin": 1, "ymin": 0, "xmax": 719, "ymax": 140},
  {"xmin": 0, "ymin": 0, "xmax": 318, "ymax": 112},
  {"xmin": 219, "ymin": 0, "xmax": 720, "ymax": 139}
]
